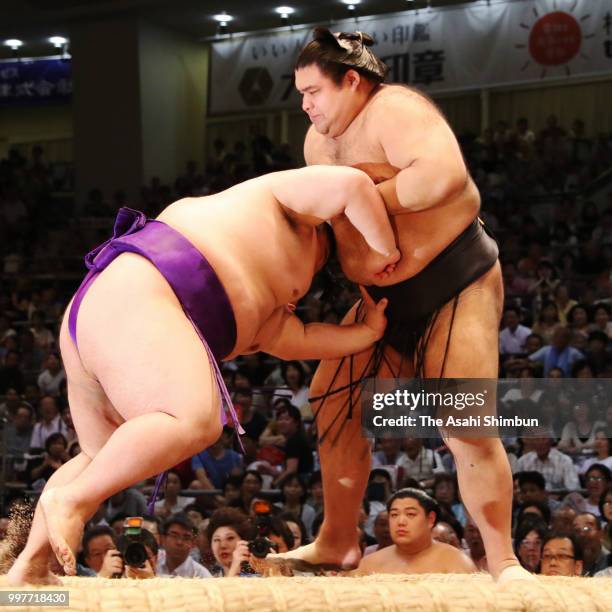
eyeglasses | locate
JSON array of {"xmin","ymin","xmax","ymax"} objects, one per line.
[
  {"xmin": 574, "ymin": 526, "xmax": 596, "ymax": 533},
  {"xmin": 603, "ymin": 500, "xmax": 612, "ymax": 506},
  {"xmin": 541, "ymin": 553, "xmax": 575, "ymax": 563},
  {"xmin": 165, "ymin": 532, "xmax": 194, "ymax": 543},
  {"xmin": 586, "ymin": 476, "xmax": 607, "ymax": 482}
]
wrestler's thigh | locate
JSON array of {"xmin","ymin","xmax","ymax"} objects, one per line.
[
  {"xmin": 59, "ymin": 302, "xmax": 123, "ymax": 457},
  {"xmin": 312, "ymin": 300, "xmax": 414, "ymax": 405},
  {"xmin": 422, "ymin": 261, "xmax": 503, "ymax": 378},
  {"xmin": 74, "ymin": 254, "xmax": 222, "ymax": 434}
]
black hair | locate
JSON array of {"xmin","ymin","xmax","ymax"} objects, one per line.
[
  {"xmin": 567, "ymin": 303, "xmax": 591, "ymax": 325},
  {"xmin": 279, "ymin": 511, "xmax": 310, "ymax": 546},
  {"xmin": 517, "ymin": 471, "xmax": 546, "ymax": 491},
  {"xmin": 206, "ymin": 507, "xmax": 252, "ymax": 542},
  {"xmin": 281, "ymin": 360, "xmax": 307, "ymax": 388},
  {"xmin": 516, "ymin": 499, "xmax": 552, "ymax": 526},
  {"xmin": 82, "ymin": 525, "xmax": 116, "ymax": 557},
  {"xmin": 44, "ymin": 432, "xmax": 67, "ymax": 453},
  {"xmin": 598, "ymin": 484, "xmax": 612, "ymax": 519},
  {"xmin": 585, "ymin": 463, "xmax": 612, "ymax": 482},
  {"xmin": 513, "ymin": 517, "xmax": 549, "ymax": 556},
  {"xmin": 241, "ymin": 470, "xmax": 264, "ymax": 487},
  {"xmin": 386, "ymin": 488, "xmax": 440, "ymax": 522},
  {"xmin": 276, "ymin": 403, "xmax": 302, "ymax": 425},
  {"xmin": 162, "ymin": 513, "xmax": 197, "ymax": 536},
  {"xmin": 542, "ymin": 531, "xmax": 584, "ymax": 562},
  {"xmin": 279, "ymin": 473, "xmax": 308, "ymax": 504},
  {"xmin": 296, "ymin": 28, "xmax": 388, "ymax": 85},
  {"xmin": 268, "ymin": 516, "xmax": 295, "ymax": 551}
]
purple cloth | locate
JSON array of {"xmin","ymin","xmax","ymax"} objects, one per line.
[{"xmin": 67, "ymin": 208, "xmax": 245, "ymax": 512}]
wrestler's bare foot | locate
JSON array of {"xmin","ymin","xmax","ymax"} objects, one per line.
[
  {"xmin": 267, "ymin": 536, "xmax": 362, "ymax": 572},
  {"xmin": 496, "ymin": 562, "xmax": 537, "ymax": 584},
  {"xmin": 39, "ymin": 488, "xmax": 89, "ymax": 576},
  {"xmin": 6, "ymin": 556, "xmax": 62, "ymax": 586}
]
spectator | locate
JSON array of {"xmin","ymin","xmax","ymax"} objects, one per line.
[
  {"xmin": 37, "ymin": 352, "xmax": 65, "ymax": 397},
  {"xmin": 29, "ymin": 311, "xmax": 54, "ymax": 352},
  {"xmin": 306, "ymin": 471, "xmax": 324, "ymax": 514},
  {"xmin": 553, "ymin": 285, "xmax": 577, "ymax": 326},
  {"xmin": 0, "ymin": 387, "xmax": 19, "ymax": 419},
  {"xmin": 372, "ymin": 434, "xmax": 408, "ymax": 469},
  {"xmin": 272, "ymin": 404, "xmax": 313, "ymax": 485},
  {"xmin": 154, "ymin": 470, "xmax": 196, "ymax": 518},
  {"xmin": 432, "ymin": 473, "xmax": 467, "ymax": 525},
  {"xmin": 29, "ymin": 432, "xmax": 69, "ymax": 484},
  {"xmin": 431, "ymin": 519, "xmax": 463, "ymax": 549},
  {"xmin": 558, "ymin": 399, "xmax": 606, "ymax": 456},
  {"xmin": 567, "ymin": 304, "xmax": 592, "ymax": 340},
  {"xmin": 191, "ymin": 427, "xmax": 243, "ymax": 491},
  {"xmin": 463, "ymin": 514, "xmax": 487, "ymax": 571},
  {"xmin": 105, "ymin": 488, "xmax": 148, "ymax": 521},
  {"xmin": 528, "ymin": 326, "xmax": 584, "ymax": 377},
  {"xmin": 279, "ymin": 511, "xmax": 309, "ymax": 549},
  {"xmin": 539, "ymin": 532, "xmax": 584, "ymax": 576},
  {"xmin": 591, "ymin": 303, "xmax": 612, "ymax": 339},
  {"xmin": 599, "ymin": 485, "xmax": 612, "ymax": 528},
  {"xmin": 236, "ymin": 388, "xmax": 268, "ymax": 442},
  {"xmin": 0, "ymin": 350, "xmax": 25, "ymax": 394},
  {"xmin": 527, "ymin": 260, "xmax": 559, "ymax": 303},
  {"xmin": 515, "ymin": 436, "xmax": 580, "ymax": 492},
  {"xmin": 158, "ymin": 515, "xmax": 211, "ymax": 578},
  {"xmin": 277, "ymin": 361, "xmax": 310, "ymax": 419},
  {"xmin": 229, "ymin": 470, "xmax": 263, "ymax": 514},
  {"xmin": 363, "ymin": 510, "xmax": 392, "ymax": 556},
  {"xmin": 531, "ymin": 301, "xmax": 562, "ymax": 345},
  {"xmin": 499, "ymin": 306, "xmax": 532, "ymax": 356},
  {"xmin": 274, "ymin": 474, "xmax": 316, "ymax": 538},
  {"xmin": 357, "ymin": 489, "xmax": 475, "ymax": 574},
  {"xmin": 206, "ymin": 507, "xmax": 253, "ymax": 577},
  {"xmin": 582, "ymin": 464, "xmax": 612, "ymax": 518},
  {"xmin": 514, "ymin": 518, "xmax": 547, "ymax": 573},
  {"xmin": 5, "ymin": 402, "xmax": 34, "ymax": 457},
  {"xmin": 551, "ymin": 505, "xmax": 578, "ymax": 535},
  {"xmin": 572, "ymin": 513, "xmax": 610, "ymax": 576},
  {"xmin": 29, "ymin": 395, "xmax": 68, "ymax": 450},
  {"xmin": 516, "ymin": 471, "xmax": 561, "ymax": 514},
  {"xmin": 516, "ymin": 500, "xmax": 551, "ymax": 527},
  {"xmin": 401, "ymin": 438, "xmax": 446, "ymax": 488}
]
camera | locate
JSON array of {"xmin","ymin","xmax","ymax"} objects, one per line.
[
  {"xmin": 113, "ymin": 517, "xmax": 150, "ymax": 575},
  {"xmin": 247, "ymin": 500, "xmax": 279, "ymax": 559}
]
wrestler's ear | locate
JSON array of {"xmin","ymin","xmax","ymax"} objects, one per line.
[{"xmin": 344, "ymin": 69, "xmax": 361, "ymax": 91}]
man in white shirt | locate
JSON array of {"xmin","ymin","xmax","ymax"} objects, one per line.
[
  {"xmin": 515, "ymin": 437, "xmax": 580, "ymax": 492},
  {"xmin": 402, "ymin": 438, "xmax": 446, "ymax": 488},
  {"xmin": 29, "ymin": 395, "xmax": 68, "ymax": 450},
  {"xmin": 499, "ymin": 306, "xmax": 532, "ymax": 356},
  {"xmin": 157, "ymin": 515, "xmax": 211, "ymax": 578}
]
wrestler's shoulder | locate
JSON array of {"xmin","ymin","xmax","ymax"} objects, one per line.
[{"xmin": 367, "ymin": 84, "xmax": 437, "ymax": 116}]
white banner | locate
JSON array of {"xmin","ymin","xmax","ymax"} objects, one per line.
[{"xmin": 209, "ymin": 0, "xmax": 612, "ymax": 114}]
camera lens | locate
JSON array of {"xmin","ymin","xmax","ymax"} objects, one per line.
[{"xmin": 123, "ymin": 542, "xmax": 148, "ymax": 567}]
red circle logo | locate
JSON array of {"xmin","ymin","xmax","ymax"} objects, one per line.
[{"xmin": 528, "ymin": 11, "xmax": 581, "ymax": 66}]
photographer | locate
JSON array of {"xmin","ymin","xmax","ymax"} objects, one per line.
[
  {"xmin": 207, "ymin": 508, "xmax": 254, "ymax": 577},
  {"xmin": 83, "ymin": 523, "xmax": 158, "ymax": 579}
]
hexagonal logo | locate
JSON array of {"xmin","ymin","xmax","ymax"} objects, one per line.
[{"xmin": 238, "ymin": 67, "xmax": 273, "ymax": 106}]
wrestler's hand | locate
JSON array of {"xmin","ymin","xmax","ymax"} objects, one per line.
[
  {"xmin": 351, "ymin": 162, "xmax": 400, "ymax": 184},
  {"xmin": 359, "ymin": 286, "xmax": 388, "ymax": 340},
  {"xmin": 367, "ymin": 247, "xmax": 401, "ymax": 282}
]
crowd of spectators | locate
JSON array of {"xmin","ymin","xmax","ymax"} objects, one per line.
[{"xmin": 1, "ymin": 114, "xmax": 612, "ymax": 578}]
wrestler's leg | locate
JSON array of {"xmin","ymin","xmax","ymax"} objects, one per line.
[
  {"xmin": 8, "ymin": 307, "xmax": 127, "ymax": 585},
  {"xmin": 271, "ymin": 301, "xmax": 412, "ymax": 569},
  {"xmin": 422, "ymin": 262, "xmax": 529, "ymax": 580},
  {"xmin": 38, "ymin": 256, "xmax": 224, "ymax": 575}
]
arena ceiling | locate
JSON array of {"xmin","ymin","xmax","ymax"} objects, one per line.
[{"xmin": 0, "ymin": 0, "xmax": 478, "ymax": 59}]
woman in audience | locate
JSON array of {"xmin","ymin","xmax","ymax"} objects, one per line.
[
  {"xmin": 580, "ymin": 428, "xmax": 612, "ymax": 474},
  {"xmin": 567, "ymin": 304, "xmax": 591, "ymax": 340},
  {"xmin": 514, "ymin": 519, "xmax": 548, "ymax": 574},
  {"xmin": 207, "ymin": 508, "xmax": 253, "ymax": 577},
  {"xmin": 582, "ymin": 464, "xmax": 612, "ymax": 517},
  {"xmin": 590, "ymin": 303, "xmax": 612, "ymax": 339},
  {"xmin": 532, "ymin": 301, "xmax": 562, "ymax": 345},
  {"xmin": 29, "ymin": 433, "xmax": 69, "ymax": 485},
  {"xmin": 558, "ymin": 399, "xmax": 606, "ymax": 457},
  {"xmin": 274, "ymin": 474, "xmax": 316, "ymax": 538},
  {"xmin": 279, "ymin": 511, "xmax": 309, "ymax": 549},
  {"xmin": 228, "ymin": 470, "xmax": 263, "ymax": 514}
]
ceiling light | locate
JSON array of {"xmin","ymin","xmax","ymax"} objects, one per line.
[
  {"xmin": 4, "ymin": 39, "xmax": 23, "ymax": 51},
  {"xmin": 213, "ymin": 12, "xmax": 233, "ymax": 26},
  {"xmin": 275, "ymin": 6, "xmax": 295, "ymax": 20},
  {"xmin": 341, "ymin": 0, "xmax": 361, "ymax": 9},
  {"xmin": 49, "ymin": 36, "xmax": 68, "ymax": 48}
]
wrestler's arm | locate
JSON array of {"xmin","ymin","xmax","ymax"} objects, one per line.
[
  {"xmin": 259, "ymin": 288, "xmax": 388, "ymax": 361},
  {"xmin": 372, "ymin": 95, "xmax": 469, "ymax": 213},
  {"xmin": 269, "ymin": 165, "xmax": 398, "ymax": 258}
]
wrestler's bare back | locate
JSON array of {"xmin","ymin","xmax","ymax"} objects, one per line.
[{"xmin": 305, "ymin": 84, "xmax": 480, "ymax": 284}]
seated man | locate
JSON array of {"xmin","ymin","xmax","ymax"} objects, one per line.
[
  {"xmin": 539, "ymin": 532, "xmax": 584, "ymax": 577},
  {"xmin": 356, "ymin": 488, "xmax": 476, "ymax": 574},
  {"xmin": 8, "ymin": 164, "xmax": 399, "ymax": 585},
  {"xmin": 158, "ymin": 515, "xmax": 210, "ymax": 578}
]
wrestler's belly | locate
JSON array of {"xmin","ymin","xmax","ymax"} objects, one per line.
[{"xmin": 336, "ymin": 188, "xmax": 480, "ymax": 286}]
